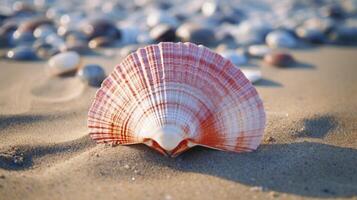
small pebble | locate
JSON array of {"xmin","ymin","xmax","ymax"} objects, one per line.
[
  {"xmin": 77, "ymin": 64, "xmax": 106, "ymax": 87},
  {"xmin": 176, "ymin": 22, "xmax": 215, "ymax": 45},
  {"xmin": 241, "ymin": 69, "xmax": 262, "ymax": 84},
  {"xmin": 150, "ymin": 24, "xmax": 176, "ymax": 42},
  {"xmin": 221, "ymin": 50, "xmax": 248, "ymax": 66},
  {"xmin": 266, "ymin": 30, "xmax": 297, "ymax": 48},
  {"xmin": 6, "ymin": 46, "xmax": 38, "ymax": 61},
  {"xmin": 264, "ymin": 52, "xmax": 295, "ymax": 67},
  {"xmin": 89, "ymin": 36, "xmax": 112, "ymax": 49},
  {"xmin": 81, "ymin": 18, "xmax": 120, "ymax": 40},
  {"xmin": 248, "ymin": 45, "xmax": 272, "ymax": 58},
  {"xmin": 48, "ymin": 51, "xmax": 81, "ymax": 75},
  {"xmin": 0, "ymin": 175, "xmax": 5, "ymax": 179},
  {"xmin": 123, "ymin": 164, "xmax": 130, "ymax": 169},
  {"xmin": 147, "ymin": 11, "xmax": 179, "ymax": 28}
]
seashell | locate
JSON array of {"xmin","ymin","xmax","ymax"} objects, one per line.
[
  {"xmin": 264, "ymin": 52, "xmax": 295, "ymax": 67},
  {"xmin": 221, "ymin": 50, "xmax": 248, "ymax": 66},
  {"xmin": 265, "ymin": 30, "xmax": 297, "ymax": 48},
  {"xmin": 150, "ymin": 24, "xmax": 176, "ymax": 42},
  {"xmin": 48, "ymin": 51, "xmax": 81, "ymax": 75},
  {"xmin": 176, "ymin": 22, "xmax": 216, "ymax": 45},
  {"xmin": 88, "ymin": 42, "xmax": 266, "ymax": 157},
  {"xmin": 77, "ymin": 64, "xmax": 106, "ymax": 87},
  {"xmin": 6, "ymin": 46, "xmax": 38, "ymax": 61},
  {"xmin": 241, "ymin": 69, "xmax": 262, "ymax": 84},
  {"xmin": 248, "ymin": 45, "xmax": 272, "ymax": 58}
]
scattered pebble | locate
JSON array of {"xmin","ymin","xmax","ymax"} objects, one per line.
[
  {"xmin": 248, "ymin": 45, "xmax": 272, "ymax": 58},
  {"xmin": 221, "ymin": 50, "xmax": 248, "ymax": 66},
  {"xmin": 124, "ymin": 164, "xmax": 130, "ymax": 169},
  {"xmin": 48, "ymin": 51, "xmax": 81, "ymax": 75},
  {"xmin": 77, "ymin": 64, "xmax": 106, "ymax": 87},
  {"xmin": 241, "ymin": 69, "xmax": 262, "ymax": 84},
  {"xmin": 266, "ymin": 30, "xmax": 297, "ymax": 48},
  {"xmin": 176, "ymin": 22, "xmax": 215, "ymax": 45},
  {"xmin": 6, "ymin": 46, "xmax": 38, "ymax": 61},
  {"xmin": 150, "ymin": 24, "xmax": 176, "ymax": 42},
  {"xmin": 264, "ymin": 52, "xmax": 295, "ymax": 67}
]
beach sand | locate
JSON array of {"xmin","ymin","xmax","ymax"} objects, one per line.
[{"xmin": 0, "ymin": 46, "xmax": 357, "ymax": 200}]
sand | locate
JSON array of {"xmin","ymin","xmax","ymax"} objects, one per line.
[{"xmin": 0, "ymin": 46, "xmax": 357, "ymax": 200}]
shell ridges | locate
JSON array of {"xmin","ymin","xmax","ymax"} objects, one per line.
[{"xmin": 88, "ymin": 42, "xmax": 265, "ymax": 156}]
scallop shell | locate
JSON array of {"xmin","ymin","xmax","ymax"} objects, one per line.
[{"xmin": 88, "ymin": 42, "xmax": 265, "ymax": 157}]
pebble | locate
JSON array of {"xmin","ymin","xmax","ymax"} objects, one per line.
[
  {"xmin": 248, "ymin": 45, "xmax": 272, "ymax": 58},
  {"xmin": 233, "ymin": 20, "xmax": 272, "ymax": 46},
  {"xmin": 0, "ymin": 175, "xmax": 5, "ymax": 179},
  {"xmin": 77, "ymin": 64, "xmax": 106, "ymax": 87},
  {"xmin": 221, "ymin": 50, "xmax": 248, "ymax": 66},
  {"xmin": 33, "ymin": 24, "xmax": 56, "ymax": 39},
  {"xmin": 296, "ymin": 26, "xmax": 326, "ymax": 44},
  {"xmin": 150, "ymin": 24, "xmax": 176, "ymax": 42},
  {"xmin": 81, "ymin": 18, "xmax": 120, "ymax": 40},
  {"xmin": 266, "ymin": 30, "xmax": 297, "ymax": 48},
  {"xmin": 48, "ymin": 51, "xmax": 81, "ymax": 75},
  {"xmin": 6, "ymin": 46, "xmax": 38, "ymax": 61},
  {"xmin": 241, "ymin": 69, "xmax": 262, "ymax": 84},
  {"xmin": 176, "ymin": 22, "xmax": 215, "ymax": 45},
  {"xmin": 264, "ymin": 52, "xmax": 295, "ymax": 67},
  {"xmin": 89, "ymin": 36, "xmax": 112, "ymax": 49},
  {"xmin": 124, "ymin": 164, "xmax": 130, "ymax": 169},
  {"xmin": 60, "ymin": 40, "xmax": 90, "ymax": 54},
  {"xmin": 147, "ymin": 11, "xmax": 179, "ymax": 28},
  {"xmin": 33, "ymin": 40, "xmax": 59, "ymax": 59}
]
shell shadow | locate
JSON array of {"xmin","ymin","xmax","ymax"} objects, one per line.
[
  {"xmin": 254, "ymin": 78, "xmax": 283, "ymax": 87},
  {"xmin": 294, "ymin": 115, "xmax": 338, "ymax": 138},
  {"xmin": 0, "ymin": 114, "xmax": 48, "ymax": 130},
  {"xmin": 134, "ymin": 142, "xmax": 357, "ymax": 198},
  {"xmin": 290, "ymin": 61, "xmax": 316, "ymax": 69},
  {"xmin": 0, "ymin": 135, "xmax": 94, "ymax": 170}
]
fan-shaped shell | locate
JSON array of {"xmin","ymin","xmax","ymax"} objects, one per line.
[{"xmin": 88, "ymin": 42, "xmax": 265, "ymax": 157}]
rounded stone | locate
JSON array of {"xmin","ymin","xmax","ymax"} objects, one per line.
[
  {"xmin": 264, "ymin": 52, "xmax": 295, "ymax": 67},
  {"xmin": 248, "ymin": 45, "xmax": 272, "ymax": 58},
  {"xmin": 221, "ymin": 50, "xmax": 248, "ymax": 66},
  {"xmin": 6, "ymin": 46, "xmax": 38, "ymax": 61},
  {"xmin": 77, "ymin": 64, "xmax": 106, "ymax": 87},
  {"xmin": 147, "ymin": 11, "xmax": 179, "ymax": 28},
  {"xmin": 176, "ymin": 23, "xmax": 215, "ymax": 45},
  {"xmin": 81, "ymin": 18, "xmax": 121, "ymax": 40},
  {"xmin": 150, "ymin": 24, "xmax": 176, "ymax": 42},
  {"xmin": 88, "ymin": 36, "xmax": 113, "ymax": 49},
  {"xmin": 48, "ymin": 51, "xmax": 81, "ymax": 75},
  {"xmin": 33, "ymin": 24, "xmax": 56, "ymax": 39},
  {"xmin": 265, "ymin": 30, "xmax": 297, "ymax": 48}
]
